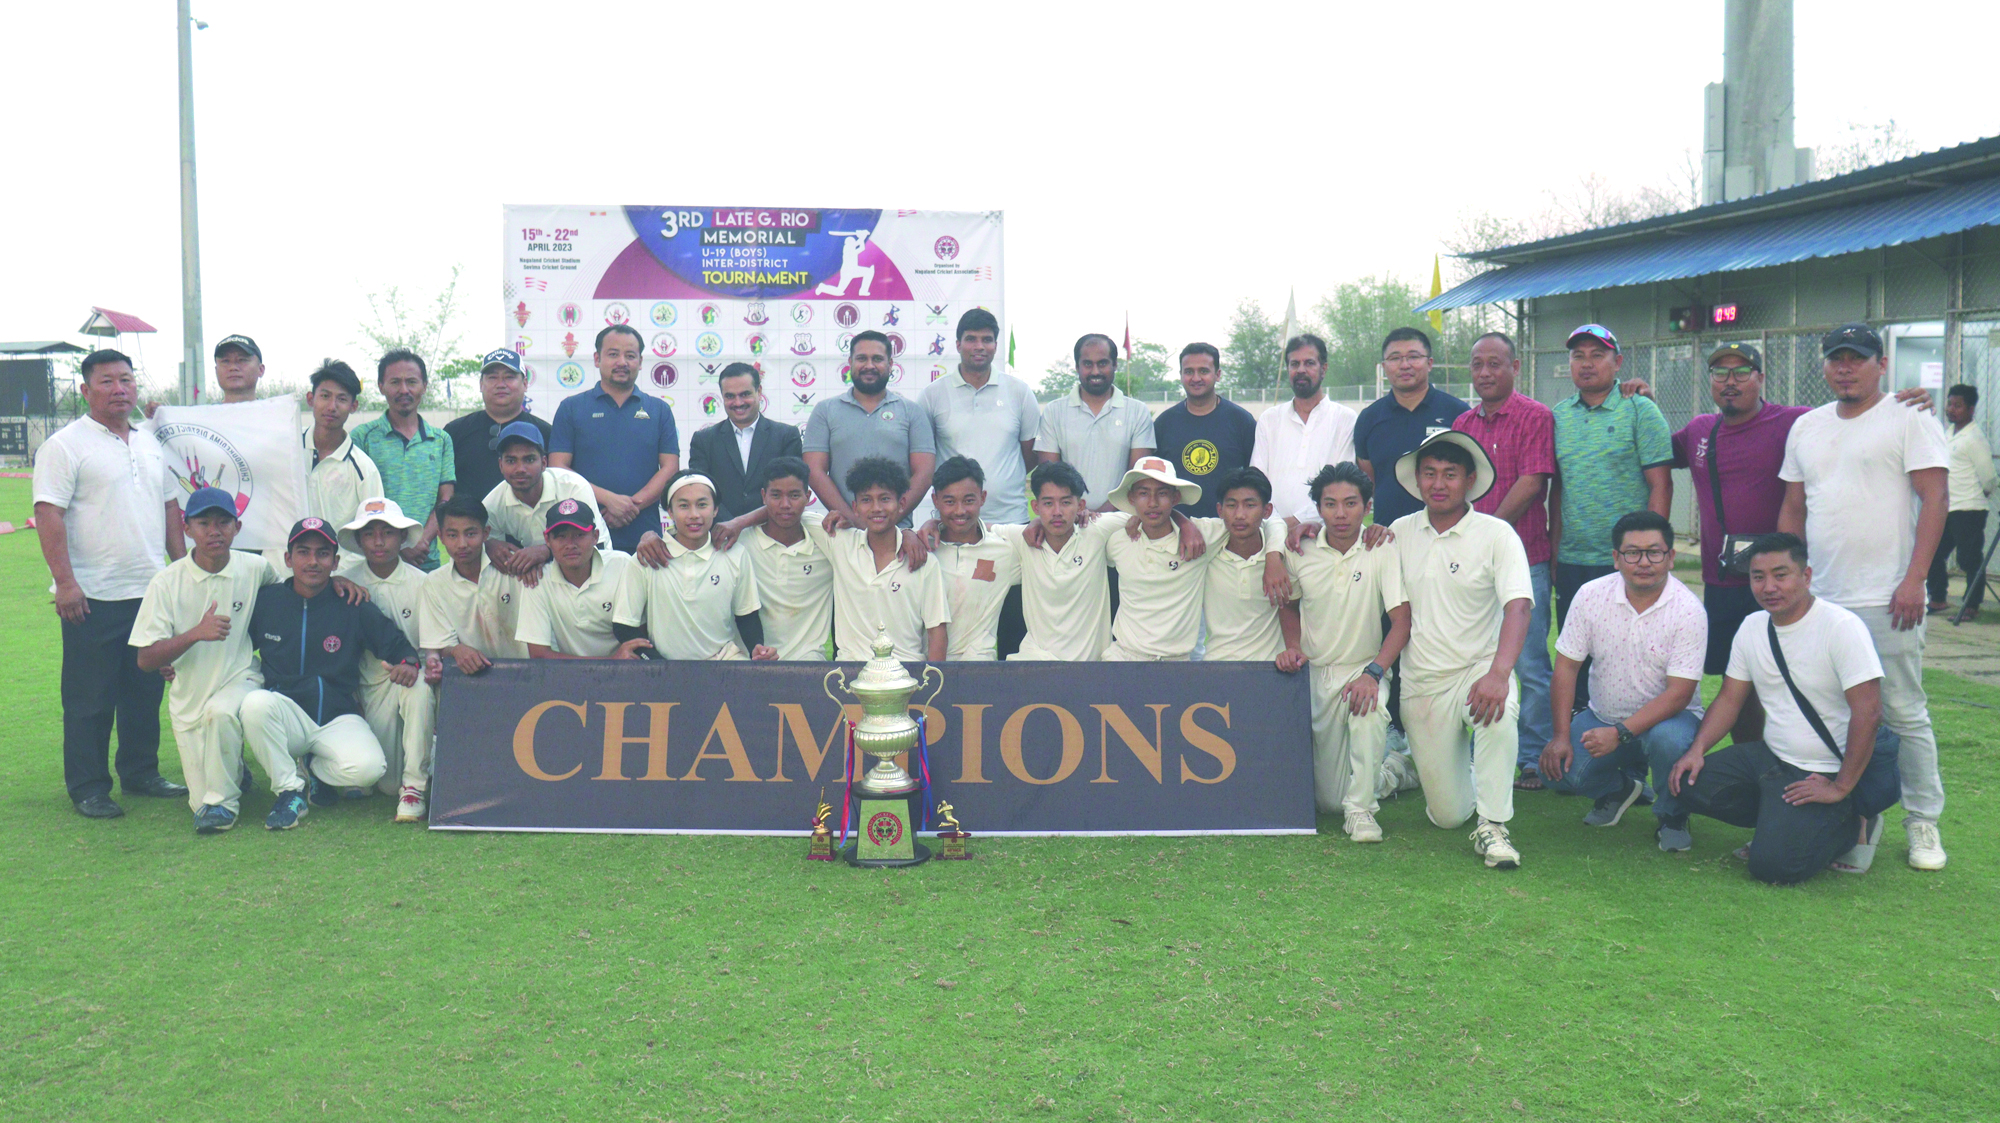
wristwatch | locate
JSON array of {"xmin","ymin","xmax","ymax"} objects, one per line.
[
  {"xmin": 1362, "ymin": 662, "xmax": 1386, "ymax": 682},
  {"xmin": 1615, "ymin": 722, "xmax": 1637, "ymax": 747}
]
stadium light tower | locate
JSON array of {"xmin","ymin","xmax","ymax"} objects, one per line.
[{"xmin": 177, "ymin": 2, "xmax": 207, "ymax": 403}]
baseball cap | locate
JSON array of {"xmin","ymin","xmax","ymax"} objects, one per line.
[
  {"xmin": 1706, "ymin": 341, "xmax": 1764, "ymax": 369},
  {"xmin": 1822, "ymin": 323, "xmax": 1884, "ymax": 360},
  {"xmin": 544, "ymin": 497, "xmax": 596, "ymax": 535},
  {"xmin": 287, "ymin": 517, "xmax": 339, "ymax": 551},
  {"xmin": 214, "ymin": 334, "xmax": 261, "ymax": 361},
  {"xmin": 1565, "ymin": 323, "xmax": 1620, "ymax": 353},
  {"xmin": 182, "ymin": 486, "xmax": 238, "ymax": 521},
  {"xmin": 491, "ymin": 419, "xmax": 546, "ymax": 453},
  {"xmin": 481, "ymin": 348, "xmax": 525, "ymax": 376}
]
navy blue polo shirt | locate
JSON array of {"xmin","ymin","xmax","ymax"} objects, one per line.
[
  {"xmin": 549, "ymin": 384, "xmax": 680, "ymax": 550},
  {"xmin": 1352, "ymin": 385, "xmax": 1471, "ymax": 525}
]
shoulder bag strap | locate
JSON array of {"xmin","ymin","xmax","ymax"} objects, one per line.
[
  {"xmin": 1706, "ymin": 415, "xmax": 1728, "ymax": 535},
  {"xmin": 1767, "ymin": 616, "xmax": 1841, "ymax": 759}
]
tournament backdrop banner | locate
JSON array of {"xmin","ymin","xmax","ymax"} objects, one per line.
[
  {"xmin": 502, "ymin": 206, "xmax": 1004, "ymax": 441},
  {"xmin": 431, "ymin": 660, "xmax": 1313, "ymax": 835},
  {"xmin": 147, "ymin": 395, "xmax": 312, "ymax": 552}
]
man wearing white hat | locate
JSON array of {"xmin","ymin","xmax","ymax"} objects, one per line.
[
  {"xmin": 1391, "ymin": 431, "xmax": 1535, "ymax": 869},
  {"xmin": 337, "ymin": 497, "xmax": 440, "ymax": 822},
  {"xmin": 1099, "ymin": 455, "xmax": 1286, "ymax": 661}
]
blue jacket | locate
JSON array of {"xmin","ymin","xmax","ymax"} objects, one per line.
[{"xmin": 248, "ymin": 581, "xmax": 418, "ymax": 724}]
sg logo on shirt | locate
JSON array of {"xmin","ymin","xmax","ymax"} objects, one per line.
[
  {"xmin": 600, "ymin": 601, "xmax": 613, "ymax": 613},
  {"xmin": 709, "ymin": 574, "xmax": 722, "ymax": 586},
  {"xmin": 890, "ymin": 580, "xmax": 903, "ymax": 593}
]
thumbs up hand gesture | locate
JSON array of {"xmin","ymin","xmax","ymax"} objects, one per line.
[{"xmin": 191, "ymin": 601, "xmax": 231, "ymax": 643}]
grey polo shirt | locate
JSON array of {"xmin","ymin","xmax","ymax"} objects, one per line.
[
  {"xmin": 921, "ymin": 369, "xmax": 1041, "ymax": 523},
  {"xmin": 803, "ymin": 387, "xmax": 936, "ymax": 508},
  {"xmin": 1033, "ymin": 387, "xmax": 1157, "ymax": 507}
]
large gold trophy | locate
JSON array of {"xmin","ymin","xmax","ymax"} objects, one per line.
[{"xmin": 823, "ymin": 628, "xmax": 944, "ymax": 867}]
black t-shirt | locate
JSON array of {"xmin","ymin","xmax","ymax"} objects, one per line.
[
  {"xmin": 1352, "ymin": 386, "xmax": 1470, "ymax": 526},
  {"xmin": 442, "ymin": 410, "xmax": 554, "ymax": 504},
  {"xmin": 1152, "ymin": 398, "xmax": 1258, "ymax": 517}
]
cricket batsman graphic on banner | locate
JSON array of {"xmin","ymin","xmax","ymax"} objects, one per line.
[{"xmin": 502, "ymin": 206, "xmax": 1004, "ymax": 443}]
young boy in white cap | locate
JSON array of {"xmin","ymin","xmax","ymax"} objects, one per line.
[
  {"xmin": 129, "ymin": 487, "xmax": 281, "ymax": 833},
  {"xmin": 518, "ymin": 499, "xmax": 648, "ymax": 659},
  {"xmin": 1392, "ymin": 431, "xmax": 1534, "ymax": 869},
  {"xmin": 481, "ymin": 420, "xmax": 610, "ymax": 584},
  {"xmin": 337, "ymin": 497, "xmax": 441, "ymax": 822},
  {"xmin": 420, "ymin": 495, "xmax": 528, "ymax": 676},
  {"xmin": 1278, "ymin": 463, "xmax": 1411, "ymax": 842},
  {"xmin": 614, "ymin": 472, "xmax": 775, "ymax": 660}
]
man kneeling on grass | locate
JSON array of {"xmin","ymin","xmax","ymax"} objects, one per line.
[
  {"xmin": 241, "ymin": 518, "xmax": 421, "ymax": 830},
  {"xmin": 1539, "ymin": 511, "xmax": 1706, "ymax": 851},
  {"xmin": 1668, "ymin": 533, "xmax": 1899, "ymax": 884}
]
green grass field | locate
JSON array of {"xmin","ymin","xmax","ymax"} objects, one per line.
[{"xmin": 2, "ymin": 477, "xmax": 1996, "ymax": 1122}]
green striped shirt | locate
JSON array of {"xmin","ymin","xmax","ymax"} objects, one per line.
[
  {"xmin": 1552, "ymin": 391, "xmax": 1672, "ymax": 566},
  {"xmin": 351, "ymin": 415, "xmax": 455, "ymax": 566}
]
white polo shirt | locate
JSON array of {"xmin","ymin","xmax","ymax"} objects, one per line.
[
  {"xmin": 1250, "ymin": 396, "xmax": 1358, "ymax": 521},
  {"xmin": 738, "ymin": 526, "xmax": 834, "ymax": 661},
  {"xmin": 614, "ymin": 536, "xmax": 760, "ymax": 659},
  {"xmin": 1554, "ymin": 573, "xmax": 1707, "ymax": 725},
  {"xmin": 129, "ymin": 552, "xmax": 277, "ymax": 729},
  {"xmin": 922, "ymin": 371, "xmax": 1041, "ymax": 524},
  {"xmin": 515, "ymin": 550, "xmax": 632, "ymax": 657},
  {"xmin": 805, "ymin": 522, "xmax": 951, "ymax": 661},
  {"xmin": 1106, "ymin": 516, "xmax": 1285, "ymax": 659},
  {"xmin": 336, "ymin": 557, "xmax": 428, "ymax": 687},
  {"xmin": 1284, "ymin": 531, "xmax": 1407, "ymax": 683},
  {"xmin": 481, "ymin": 467, "xmax": 610, "ymax": 550},
  {"xmin": 305, "ymin": 430, "xmax": 384, "ymax": 530},
  {"xmin": 1033, "ymin": 388, "xmax": 1157, "ymax": 508},
  {"xmin": 33, "ymin": 415, "xmax": 177, "ymax": 600},
  {"xmin": 419, "ymin": 560, "xmax": 527, "ymax": 658},
  {"xmin": 936, "ymin": 522, "xmax": 1023, "ymax": 661},
  {"xmin": 1202, "ymin": 523, "xmax": 1289, "ymax": 662},
  {"xmin": 1726, "ymin": 598, "xmax": 1884, "ymax": 774},
  {"xmin": 1008, "ymin": 517, "xmax": 1116, "ymax": 661},
  {"xmin": 1393, "ymin": 508, "xmax": 1534, "ymax": 683}
]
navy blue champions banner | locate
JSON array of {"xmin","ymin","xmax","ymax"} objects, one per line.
[{"xmin": 431, "ymin": 660, "xmax": 1313, "ymax": 835}]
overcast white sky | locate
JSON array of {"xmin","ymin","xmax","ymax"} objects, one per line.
[{"xmin": 8, "ymin": 0, "xmax": 1998, "ymax": 396}]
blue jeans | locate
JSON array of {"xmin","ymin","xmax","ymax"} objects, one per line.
[
  {"xmin": 1544, "ymin": 709, "xmax": 1702, "ymax": 821},
  {"xmin": 1516, "ymin": 562, "xmax": 1553, "ymax": 769}
]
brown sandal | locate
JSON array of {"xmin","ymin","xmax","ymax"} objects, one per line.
[{"xmin": 1513, "ymin": 768, "xmax": 1544, "ymax": 792}]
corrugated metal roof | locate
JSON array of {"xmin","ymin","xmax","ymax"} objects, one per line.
[
  {"xmin": 79, "ymin": 307, "xmax": 158, "ymax": 336},
  {"xmin": 1418, "ymin": 172, "xmax": 2000, "ymax": 313},
  {"xmin": 0, "ymin": 341, "xmax": 87, "ymax": 355}
]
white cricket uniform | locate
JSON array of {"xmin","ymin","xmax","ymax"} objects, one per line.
[
  {"xmin": 240, "ymin": 693, "xmax": 385, "ymax": 794},
  {"xmin": 482, "ymin": 467, "xmax": 610, "ymax": 550},
  {"xmin": 1104, "ymin": 516, "xmax": 1285, "ymax": 661},
  {"xmin": 338, "ymin": 558, "xmax": 436, "ymax": 793},
  {"xmin": 1198, "ymin": 524, "xmax": 1290, "ymax": 662},
  {"xmin": 614, "ymin": 536, "xmax": 761, "ymax": 660},
  {"xmin": 1393, "ymin": 509, "xmax": 1535, "ymax": 829},
  {"xmin": 1285, "ymin": 534, "xmax": 1407, "ymax": 815},
  {"xmin": 738, "ymin": 526, "xmax": 835, "ymax": 661},
  {"xmin": 419, "ymin": 561, "xmax": 528, "ymax": 659},
  {"xmin": 805, "ymin": 522, "xmax": 952, "ymax": 661},
  {"xmin": 1006, "ymin": 517, "xmax": 1116, "ymax": 661},
  {"xmin": 936, "ymin": 523, "xmax": 1022, "ymax": 661},
  {"xmin": 515, "ymin": 550, "xmax": 633, "ymax": 658},
  {"xmin": 128, "ymin": 552, "xmax": 279, "ymax": 813}
]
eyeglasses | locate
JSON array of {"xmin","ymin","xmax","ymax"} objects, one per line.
[
  {"xmin": 1383, "ymin": 352, "xmax": 1430, "ymax": 366},
  {"xmin": 1616, "ymin": 547, "xmax": 1671, "ymax": 563},
  {"xmin": 1707, "ymin": 366, "xmax": 1761, "ymax": 381}
]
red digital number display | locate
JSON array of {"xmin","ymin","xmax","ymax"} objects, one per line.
[{"xmin": 1712, "ymin": 303, "xmax": 1739, "ymax": 324}]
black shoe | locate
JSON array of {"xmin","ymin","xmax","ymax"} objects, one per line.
[
  {"xmin": 239, "ymin": 762, "xmax": 255, "ymax": 793},
  {"xmin": 74, "ymin": 794, "xmax": 125, "ymax": 819},
  {"xmin": 126, "ymin": 775, "xmax": 189, "ymax": 799}
]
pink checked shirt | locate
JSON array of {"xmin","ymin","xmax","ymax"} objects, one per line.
[
  {"xmin": 1553, "ymin": 573, "xmax": 1708, "ymax": 724},
  {"xmin": 1453, "ymin": 391, "xmax": 1555, "ymax": 565}
]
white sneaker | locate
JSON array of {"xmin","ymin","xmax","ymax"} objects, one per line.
[
  {"xmin": 1906, "ymin": 820, "xmax": 1947, "ymax": 870},
  {"xmin": 1344, "ymin": 810, "xmax": 1384, "ymax": 843},
  {"xmin": 394, "ymin": 786, "xmax": 427, "ymax": 824},
  {"xmin": 1470, "ymin": 819, "xmax": 1520, "ymax": 869}
]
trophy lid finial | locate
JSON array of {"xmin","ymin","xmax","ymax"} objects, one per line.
[{"xmin": 871, "ymin": 626, "xmax": 894, "ymax": 659}]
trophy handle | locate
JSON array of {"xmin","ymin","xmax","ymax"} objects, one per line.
[
  {"xmin": 918, "ymin": 664, "xmax": 945, "ymax": 709},
  {"xmin": 822, "ymin": 667, "xmax": 848, "ymax": 707}
]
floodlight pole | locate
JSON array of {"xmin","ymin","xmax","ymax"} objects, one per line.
[{"xmin": 177, "ymin": 0, "xmax": 203, "ymax": 404}]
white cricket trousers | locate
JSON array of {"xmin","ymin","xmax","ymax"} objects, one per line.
[
  {"xmin": 240, "ymin": 690, "xmax": 386, "ymax": 795},
  {"xmin": 1310, "ymin": 663, "xmax": 1389, "ymax": 816},
  {"xmin": 1401, "ymin": 663, "xmax": 1518, "ymax": 828},
  {"xmin": 360, "ymin": 679, "xmax": 436, "ymax": 795},
  {"xmin": 1854, "ymin": 604, "xmax": 1943, "ymax": 823},
  {"xmin": 171, "ymin": 674, "xmax": 260, "ymax": 814}
]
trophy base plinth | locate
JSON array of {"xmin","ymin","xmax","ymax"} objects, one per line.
[
  {"xmin": 806, "ymin": 839, "xmax": 836, "ymax": 861},
  {"xmin": 935, "ymin": 831, "xmax": 971, "ymax": 860},
  {"xmin": 840, "ymin": 841, "xmax": 933, "ymax": 868},
  {"xmin": 843, "ymin": 791, "xmax": 930, "ymax": 867}
]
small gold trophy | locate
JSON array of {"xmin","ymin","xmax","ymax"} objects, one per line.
[
  {"xmin": 935, "ymin": 799, "xmax": 971, "ymax": 860},
  {"xmin": 807, "ymin": 789, "xmax": 835, "ymax": 861}
]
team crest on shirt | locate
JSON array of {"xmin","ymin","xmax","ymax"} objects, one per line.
[{"xmin": 323, "ymin": 635, "xmax": 342, "ymax": 653}]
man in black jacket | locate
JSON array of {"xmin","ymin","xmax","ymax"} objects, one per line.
[
  {"xmin": 686, "ymin": 362, "xmax": 805, "ymax": 522},
  {"xmin": 241, "ymin": 518, "xmax": 424, "ymax": 830}
]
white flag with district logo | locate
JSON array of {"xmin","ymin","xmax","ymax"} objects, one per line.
[{"xmin": 148, "ymin": 395, "xmax": 310, "ymax": 552}]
